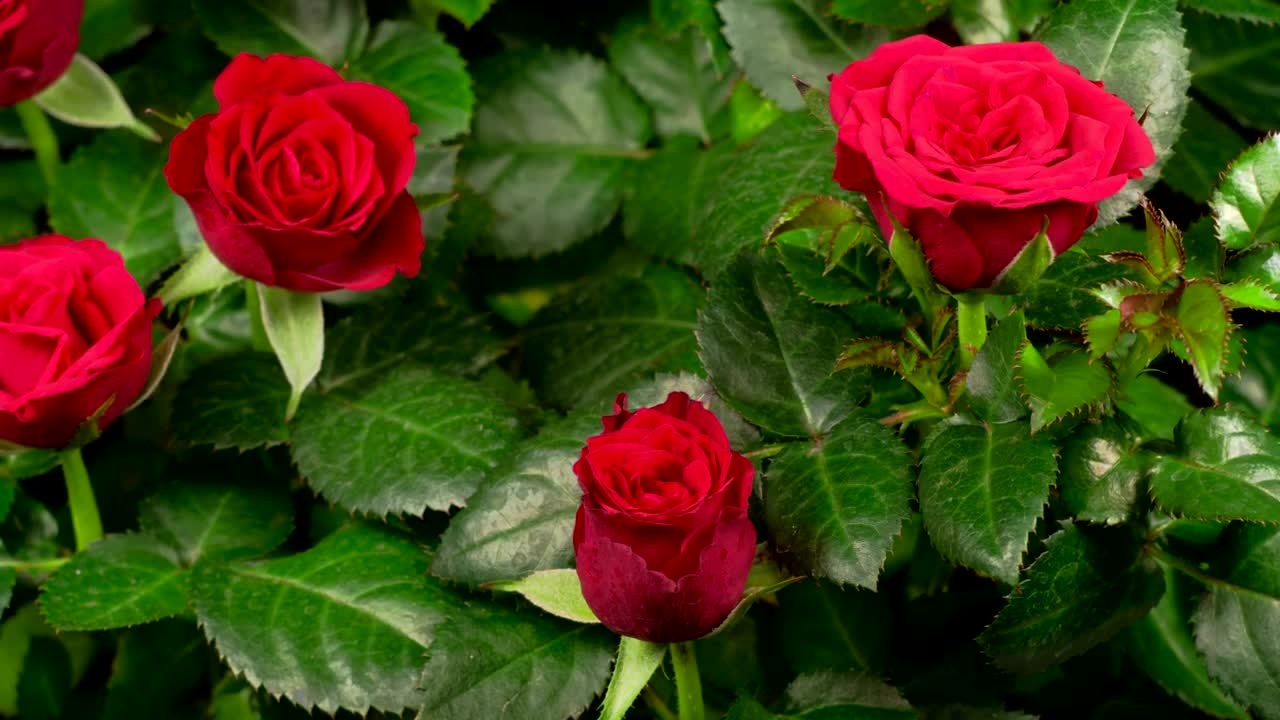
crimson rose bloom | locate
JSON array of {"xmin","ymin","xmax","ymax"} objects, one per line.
[
  {"xmin": 573, "ymin": 392, "xmax": 756, "ymax": 642},
  {"xmin": 0, "ymin": 237, "xmax": 159, "ymax": 449},
  {"xmin": 0, "ymin": 0, "xmax": 81, "ymax": 107},
  {"xmin": 829, "ymin": 35, "xmax": 1155, "ymax": 291},
  {"xmin": 166, "ymin": 53, "xmax": 423, "ymax": 292}
]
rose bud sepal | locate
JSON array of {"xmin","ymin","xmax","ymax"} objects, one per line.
[{"xmin": 251, "ymin": 283, "xmax": 324, "ymax": 421}]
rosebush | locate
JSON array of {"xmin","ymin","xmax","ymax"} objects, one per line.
[{"xmin": 2, "ymin": 2, "xmax": 1280, "ymax": 720}]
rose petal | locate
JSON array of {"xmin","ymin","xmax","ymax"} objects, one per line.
[{"xmin": 213, "ymin": 53, "xmax": 343, "ymax": 108}]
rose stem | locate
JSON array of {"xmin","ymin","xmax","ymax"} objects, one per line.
[
  {"xmin": 15, "ymin": 101, "xmax": 59, "ymax": 188},
  {"xmin": 956, "ymin": 293, "xmax": 989, "ymax": 369},
  {"xmin": 61, "ymin": 447, "xmax": 103, "ymax": 552},
  {"xmin": 0, "ymin": 557, "xmax": 69, "ymax": 574},
  {"xmin": 670, "ymin": 642, "xmax": 705, "ymax": 720}
]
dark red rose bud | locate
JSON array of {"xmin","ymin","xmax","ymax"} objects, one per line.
[
  {"xmin": 0, "ymin": 236, "xmax": 160, "ymax": 449},
  {"xmin": 829, "ymin": 35, "xmax": 1155, "ymax": 292},
  {"xmin": 0, "ymin": 0, "xmax": 81, "ymax": 107},
  {"xmin": 573, "ymin": 392, "xmax": 756, "ymax": 643},
  {"xmin": 165, "ymin": 53, "xmax": 424, "ymax": 293}
]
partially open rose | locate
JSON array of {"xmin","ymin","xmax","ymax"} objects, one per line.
[
  {"xmin": 829, "ymin": 35, "xmax": 1155, "ymax": 291},
  {"xmin": 0, "ymin": 0, "xmax": 81, "ymax": 107},
  {"xmin": 573, "ymin": 392, "xmax": 756, "ymax": 643}
]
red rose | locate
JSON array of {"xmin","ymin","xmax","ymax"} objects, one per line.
[
  {"xmin": 573, "ymin": 392, "xmax": 756, "ymax": 642},
  {"xmin": 829, "ymin": 36, "xmax": 1155, "ymax": 291},
  {"xmin": 0, "ymin": 237, "xmax": 159, "ymax": 449},
  {"xmin": 0, "ymin": 0, "xmax": 81, "ymax": 107},
  {"xmin": 165, "ymin": 54, "xmax": 424, "ymax": 293}
]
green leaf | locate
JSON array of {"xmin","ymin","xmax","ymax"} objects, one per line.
[
  {"xmin": 717, "ymin": 0, "xmax": 889, "ymax": 111},
  {"xmin": 979, "ymin": 524, "xmax": 1165, "ymax": 673},
  {"xmin": 780, "ymin": 581, "xmax": 892, "ymax": 673},
  {"xmin": 0, "ymin": 450, "xmax": 58, "ymax": 485},
  {"xmin": 966, "ymin": 310, "xmax": 1029, "ymax": 424},
  {"xmin": 831, "ymin": 0, "xmax": 950, "ymax": 26},
  {"xmin": 1150, "ymin": 407, "xmax": 1280, "ymax": 523},
  {"xmin": 609, "ymin": 19, "xmax": 733, "ymax": 143},
  {"xmin": 600, "ymin": 637, "xmax": 668, "ymax": 720},
  {"xmin": 1224, "ymin": 325, "xmax": 1280, "ymax": 430},
  {"xmin": 292, "ymin": 365, "xmax": 520, "ymax": 515},
  {"xmin": 623, "ymin": 139, "xmax": 734, "ymax": 263},
  {"xmin": 80, "ymin": 0, "xmax": 152, "ymax": 61},
  {"xmin": 694, "ymin": 113, "xmax": 844, "ymax": 275},
  {"xmin": 699, "ymin": 249, "xmax": 866, "ymax": 437},
  {"xmin": 783, "ymin": 671, "xmax": 916, "ymax": 718},
  {"xmin": 0, "ymin": 543, "xmax": 13, "ymax": 616},
  {"xmin": 39, "ymin": 534, "xmax": 188, "ymax": 631},
  {"xmin": 170, "ymin": 353, "xmax": 290, "ymax": 451},
  {"xmin": 1194, "ymin": 589, "xmax": 1280, "ymax": 718},
  {"xmin": 1017, "ymin": 344, "xmax": 1113, "ymax": 433},
  {"xmin": 1172, "ymin": 279, "xmax": 1232, "ymax": 399},
  {"xmin": 729, "ymin": 79, "xmax": 785, "ymax": 144},
  {"xmin": 1182, "ymin": 0, "xmax": 1280, "ymax": 23},
  {"xmin": 488, "ymin": 569, "xmax": 598, "ymax": 624},
  {"xmin": 524, "ymin": 265, "xmax": 703, "ymax": 410},
  {"xmin": 432, "ymin": 411, "xmax": 600, "ymax": 585},
  {"xmin": 1187, "ymin": 11, "xmax": 1280, "ymax": 129},
  {"xmin": 139, "ymin": 482, "xmax": 293, "ymax": 566},
  {"xmin": 47, "ymin": 133, "xmax": 184, "ymax": 284},
  {"xmin": 33, "ymin": 54, "xmax": 157, "ymax": 140},
  {"xmin": 256, "ymin": 285, "xmax": 323, "ymax": 420},
  {"xmin": 765, "ymin": 414, "xmax": 913, "ymax": 588},
  {"xmin": 1125, "ymin": 566, "xmax": 1250, "ymax": 719},
  {"xmin": 1059, "ymin": 419, "xmax": 1146, "ymax": 524},
  {"xmin": 951, "ymin": 0, "xmax": 1054, "ymax": 43},
  {"xmin": 416, "ymin": 602, "xmax": 615, "ymax": 720},
  {"xmin": 1211, "ymin": 134, "xmax": 1280, "ymax": 252},
  {"xmin": 1163, "ymin": 102, "xmax": 1249, "ymax": 204},
  {"xmin": 348, "ymin": 21, "xmax": 473, "ymax": 145},
  {"xmin": 918, "ymin": 420, "xmax": 1057, "ymax": 584},
  {"xmin": 1025, "ymin": 251, "xmax": 1131, "ymax": 330},
  {"xmin": 191, "ymin": 525, "xmax": 461, "ymax": 715},
  {"xmin": 460, "ymin": 50, "xmax": 650, "ymax": 258},
  {"xmin": 1116, "ymin": 373, "xmax": 1193, "ymax": 442},
  {"xmin": 102, "ymin": 621, "xmax": 210, "ymax": 720},
  {"xmin": 416, "ymin": 0, "xmax": 493, "ymax": 26},
  {"xmin": 17, "ymin": 637, "xmax": 70, "ymax": 720},
  {"xmin": 1038, "ymin": 0, "xmax": 1190, "ymax": 226},
  {"xmin": 192, "ymin": 0, "xmax": 369, "ymax": 66}
]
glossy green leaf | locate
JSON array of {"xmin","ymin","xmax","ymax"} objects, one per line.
[
  {"xmin": 1116, "ymin": 373, "xmax": 1193, "ymax": 442},
  {"xmin": 348, "ymin": 21, "xmax": 473, "ymax": 145},
  {"xmin": 780, "ymin": 581, "xmax": 892, "ymax": 673},
  {"xmin": 416, "ymin": 602, "xmax": 615, "ymax": 720},
  {"xmin": 1025, "ymin": 251, "xmax": 1131, "ymax": 330},
  {"xmin": 1017, "ymin": 344, "xmax": 1113, "ymax": 433},
  {"xmin": 192, "ymin": 0, "xmax": 369, "ymax": 66},
  {"xmin": 139, "ymin": 482, "xmax": 293, "ymax": 566},
  {"xmin": 488, "ymin": 569, "xmax": 598, "ymax": 624},
  {"xmin": 1182, "ymin": 0, "xmax": 1280, "ymax": 23},
  {"xmin": 461, "ymin": 50, "xmax": 650, "ymax": 258},
  {"xmin": 599, "ymin": 637, "xmax": 668, "ymax": 720},
  {"xmin": 951, "ymin": 0, "xmax": 1054, "ymax": 43},
  {"xmin": 623, "ymin": 139, "xmax": 734, "ymax": 263},
  {"xmin": 1039, "ymin": 0, "xmax": 1190, "ymax": 225},
  {"xmin": 102, "ymin": 621, "xmax": 210, "ymax": 720},
  {"xmin": 416, "ymin": 0, "xmax": 494, "ymax": 26},
  {"xmin": 979, "ymin": 524, "xmax": 1165, "ymax": 672},
  {"xmin": 39, "ymin": 534, "xmax": 188, "ymax": 631},
  {"xmin": 783, "ymin": 671, "xmax": 916, "ymax": 718},
  {"xmin": 1187, "ymin": 11, "xmax": 1280, "ymax": 129},
  {"xmin": 79, "ymin": 0, "xmax": 152, "ymax": 61},
  {"xmin": 729, "ymin": 79, "xmax": 785, "ymax": 143},
  {"xmin": 170, "ymin": 354, "xmax": 291, "ymax": 451},
  {"xmin": 1221, "ymin": 280, "xmax": 1280, "ymax": 311},
  {"xmin": 0, "ymin": 542, "xmax": 13, "ymax": 616},
  {"xmin": 191, "ymin": 525, "xmax": 461, "ymax": 715},
  {"xmin": 1125, "ymin": 567, "xmax": 1249, "ymax": 720},
  {"xmin": 47, "ymin": 133, "xmax": 183, "ymax": 284},
  {"xmin": 17, "ymin": 637, "xmax": 70, "ymax": 720},
  {"xmin": 1172, "ymin": 280, "xmax": 1232, "ymax": 399},
  {"xmin": 609, "ymin": 19, "xmax": 733, "ymax": 143},
  {"xmin": 1194, "ymin": 589, "xmax": 1280, "ymax": 718},
  {"xmin": 432, "ymin": 411, "xmax": 600, "ymax": 585},
  {"xmin": 257, "ymin": 285, "xmax": 323, "ymax": 419},
  {"xmin": 918, "ymin": 420, "xmax": 1057, "ymax": 584},
  {"xmin": 1163, "ymin": 102, "xmax": 1249, "ymax": 203},
  {"xmin": 1150, "ymin": 407, "xmax": 1280, "ymax": 523},
  {"xmin": 831, "ymin": 0, "xmax": 950, "ymax": 26},
  {"xmin": 1224, "ymin": 325, "xmax": 1280, "ymax": 430},
  {"xmin": 699, "ymin": 250, "xmax": 866, "ymax": 437},
  {"xmin": 1185, "ymin": 215, "xmax": 1226, "ymax": 280},
  {"xmin": 765, "ymin": 414, "xmax": 914, "ymax": 588},
  {"xmin": 718, "ymin": 0, "xmax": 889, "ymax": 111},
  {"xmin": 693, "ymin": 113, "xmax": 842, "ymax": 275},
  {"xmin": 291, "ymin": 365, "xmax": 520, "ymax": 515},
  {"xmin": 966, "ymin": 310, "xmax": 1028, "ymax": 424},
  {"xmin": 1059, "ymin": 419, "xmax": 1147, "ymax": 524},
  {"xmin": 33, "ymin": 54, "xmax": 157, "ymax": 140},
  {"xmin": 1211, "ymin": 134, "xmax": 1280, "ymax": 252},
  {"xmin": 524, "ymin": 266, "xmax": 703, "ymax": 410}
]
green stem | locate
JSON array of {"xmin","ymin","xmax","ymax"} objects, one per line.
[
  {"xmin": 742, "ymin": 444, "xmax": 786, "ymax": 461},
  {"xmin": 61, "ymin": 447, "xmax": 102, "ymax": 552},
  {"xmin": 671, "ymin": 642, "xmax": 704, "ymax": 720},
  {"xmin": 643, "ymin": 687, "xmax": 678, "ymax": 720},
  {"xmin": 244, "ymin": 281, "xmax": 271, "ymax": 353},
  {"xmin": 956, "ymin": 293, "xmax": 988, "ymax": 369},
  {"xmin": 0, "ymin": 557, "xmax": 69, "ymax": 573},
  {"xmin": 16, "ymin": 101, "xmax": 59, "ymax": 188}
]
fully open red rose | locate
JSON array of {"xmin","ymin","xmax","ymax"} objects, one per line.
[
  {"xmin": 165, "ymin": 54, "xmax": 424, "ymax": 292},
  {"xmin": 829, "ymin": 36, "xmax": 1155, "ymax": 291},
  {"xmin": 573, "ymin": 392, "xmax": 756, "ymax": 642},
  {"xmin": 0, "ymin": 0, "xmax": 81, "ymax": 107},
  {"xmin": 0, "ymin": 237, "xmax": 159, "ymax": 449}
]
